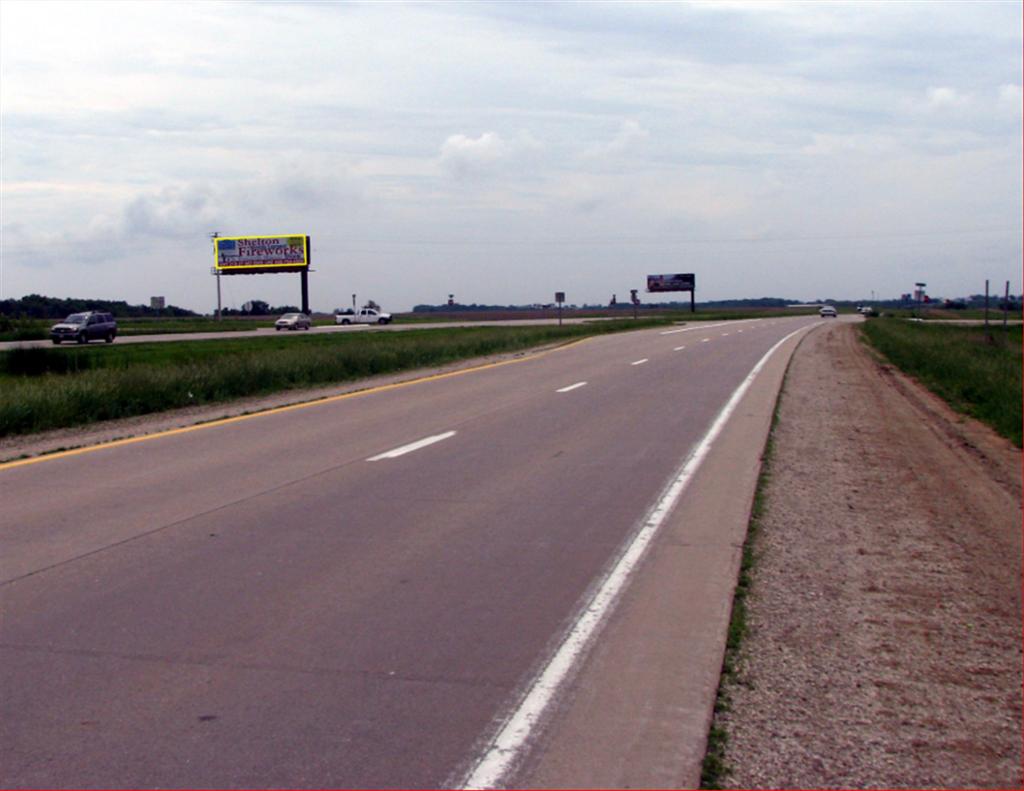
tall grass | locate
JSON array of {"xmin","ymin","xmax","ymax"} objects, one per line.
[
  {"xmin": 860, "ymin": 319, "xmax": 1022, "ymax": 447},
  {"xmin": 0, "ymin": 321, "xmax": 666, "ymax": 436}
]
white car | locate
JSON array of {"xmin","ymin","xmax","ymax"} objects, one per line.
[{"xmin": 819, "ymin": 306, "xmax": 837, "ymax": 318}]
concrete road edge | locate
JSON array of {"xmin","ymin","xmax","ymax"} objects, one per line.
[{"xmin": 514, "ymin": 324, "xmax": 818, "ymax": 789}]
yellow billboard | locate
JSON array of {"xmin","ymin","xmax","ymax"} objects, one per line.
[{"xmin": 214, "ymin": 235, "xmax": 310, "ymax": 274}]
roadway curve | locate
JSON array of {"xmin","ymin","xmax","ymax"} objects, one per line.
[{"xmin": 1, "ymin": 315, "xmax": 827, "ymax": 788}]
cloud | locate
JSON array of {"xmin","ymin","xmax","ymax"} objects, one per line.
[
  {"xmin": 122, "ymin": 185, "xmax": 218, "ymax": 239},
  {"xmin": 2, "ymin": 2, "xmax": 1020, "ymax": 309},
  {"xmin": 438, "ymin": 132, "xmax": 510, "ymax": 178},
  {"xmin": 926, "ymin": 86, "xmax": 968, "ymax": 109},
  {"xmin": 582, "ymin": 120, "xmax": 649, "ymax": 159},
  {"xmin": 999, "ymin": 83, "xmax": 1022, "ymax": 106},
  {"xmin": 437, "ymin": 131, "xmax": 544, "ymax": 180}
]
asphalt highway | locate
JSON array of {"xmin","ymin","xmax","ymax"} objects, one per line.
[
  {"xmin": 0, "ymin": 317, "xmax": 619, "ymax": 350},
  {"xmin": 1, "ymin": 316, "xmax": 824, "ymax": 788}
]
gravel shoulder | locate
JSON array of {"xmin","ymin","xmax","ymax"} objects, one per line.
[{"xmin": 718, "ymin": 321, "xmax": 1022, "ymax": 788}]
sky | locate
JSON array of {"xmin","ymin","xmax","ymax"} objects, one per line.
[{"xmin": 1, "ymin": 0, "xmax": 1021, "ymax": 313}]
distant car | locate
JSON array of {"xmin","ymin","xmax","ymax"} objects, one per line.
[
  {"xmin": 275, "ymin": 312, "xmax": 311, "ymax": 331},
  {"xmin": 50, "ymin": 311, "xmax": 117, "ymax": 344},
  {"xmin": 819, "ymin": 306, "xmax": 838, "ymax": 318},
  {"xmin": 857, "ymin": 306, "xmax": 876, "ymax": 316}
]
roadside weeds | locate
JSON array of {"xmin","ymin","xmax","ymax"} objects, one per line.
[{"xmin": 700, "ymin": 338, "xmax": 792, "ymax": 789}]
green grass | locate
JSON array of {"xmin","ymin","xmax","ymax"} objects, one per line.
[
  {"xmin": 878, "ymin": 307, "xmax": 1022, "ymax": 321},
  {"xmin": 700, "ymin": 398, "xmax": 778, "ymax": 789},
  {"xmin": 861, "ymin": 318, "xmax": 1022, "ymax": 447},
  {"xmin": 0, "ymin": 319, "xmax": 668, "ymax": 437}
]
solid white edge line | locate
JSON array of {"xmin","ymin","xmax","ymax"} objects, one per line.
[
  {"xmin": 631, "ymin": 359, "xmax": 649, "ymax": 366},
  {"xmin": 556, "ymin": 382, "xmax": 588, "ymax": 393},
  {"xmin": 458, "ymin": 323, "xmax": 813, "ymax": 790},
  {"xmin": 366, "ymin": 430, "xmax": 457, "ymax": 461}
]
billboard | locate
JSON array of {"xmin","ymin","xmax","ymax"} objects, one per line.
[
  {"xmin": 214, "ymin": 235, "xmax": 310, "ymax": 274},
  {"xmin": 647, "ymin": 273, "xmax": 695, "ymax": 293}
]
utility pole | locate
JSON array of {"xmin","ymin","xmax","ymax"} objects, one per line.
[
  {"xmin": 1004, "ymin": 280, "xmax": 1010, "ymax": 331},
  {"xmin": 985, "ymin": 279, "xmax": 990, "ymax": 330},
  {"xmin": 210, "ymin": 231, "xmax": 222, "ymax": 321}
]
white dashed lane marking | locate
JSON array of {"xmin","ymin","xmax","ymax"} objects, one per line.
[{"xmin": 367, "ymin": 431, "xmax": 457, "ymax": 461}]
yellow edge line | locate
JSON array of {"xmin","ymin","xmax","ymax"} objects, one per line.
[{"xmin": 0, "ymin": 336, "xmax": 593, "ymax": 472}]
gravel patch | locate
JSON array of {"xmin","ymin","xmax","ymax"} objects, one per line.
[{"xmin": 716, "ymin": 322, "xmax": 1022, "ymax": 789}]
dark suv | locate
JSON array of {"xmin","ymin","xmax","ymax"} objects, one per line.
[{"xmin": 50, "ymin": 312, "xmax": 118, "ymax": 344}]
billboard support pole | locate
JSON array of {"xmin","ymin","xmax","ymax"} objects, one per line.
[
  {"xmin": 300, "ymin": 269, "xmax": 310, "ymax": 315},
  {"xmin": 211, "ymin": 231, "xmax": 222, "ymax": 321},
  {"xmin": 691, "ymin": 289, "xmax": 695, "ymax": 313}
]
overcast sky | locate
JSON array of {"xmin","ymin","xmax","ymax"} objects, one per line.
[{"xmin": 2, "ymin": 1, "xmax": 1021, "ymax": 313}]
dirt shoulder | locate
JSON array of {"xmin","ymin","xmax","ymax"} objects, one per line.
[{"xmin": 718, "ymin": 321, "xmax": 1022, "ymax": 788}]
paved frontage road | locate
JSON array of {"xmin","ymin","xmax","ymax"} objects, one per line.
[{"xmin": 0, "ymin": 317, "xmax": 622, "ymax": 350}]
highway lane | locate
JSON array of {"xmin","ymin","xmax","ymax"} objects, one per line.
[{"xmin": 1, "ymin": 316, "xmax": 822, "ymax": 788}]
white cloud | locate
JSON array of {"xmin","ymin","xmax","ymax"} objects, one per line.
[
  {"xmin": 439, "ymin": 132, "xmax": 510, "ymax": 177},
  {"xmin": 437, "ymin": 131, "xmax": 544, "ymax": 180},
  {"xmin": 999, "ymin": 83, "xmax": 1022, "ymax": 105},
  {"xmin": 582, "ymin": 120, "xmax": 650, "ymax": 159},
  {"xmin": 926, "ymin": 86, "xmax": 968, "ymax": 109}
]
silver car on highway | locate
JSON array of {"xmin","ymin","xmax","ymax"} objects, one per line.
[{"xmin": 274, "ymin": 312, "xmax": 312, "ymax": 331}]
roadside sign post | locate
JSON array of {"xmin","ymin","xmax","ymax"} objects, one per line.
[{"xmin": 555, "ymin": 291, "xmax": 565, "ymax": 326}]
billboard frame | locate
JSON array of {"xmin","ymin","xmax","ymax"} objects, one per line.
[
  {"xmin": 646, "ymin": 272, "xmax": 696, "ymax": 312},
  {"xmin": 214, "ymin": 234, "xmax": 311, "ymax": 275}
]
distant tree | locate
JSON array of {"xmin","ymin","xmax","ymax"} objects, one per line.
[{"xmin": 0, "ymin": 293, "xmax": 195, "ymax": 318}]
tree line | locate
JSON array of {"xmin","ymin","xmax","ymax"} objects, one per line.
[{"xmin": 0, "ymin": 294, "xmax": 196, "ymax": 319}]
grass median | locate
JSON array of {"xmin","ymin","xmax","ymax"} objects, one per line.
[
  {"xmin": 860, "ymin": 318, "xmax": 1022, "ymax": 447},
  {"xmin": 0, "ymin": 320, "xmax": 668, "ymax": 437}
]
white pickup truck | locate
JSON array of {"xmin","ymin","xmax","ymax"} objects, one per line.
[{"xmin": 335, "ymin": 307, "xmax": 393, "ymax": 325}]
